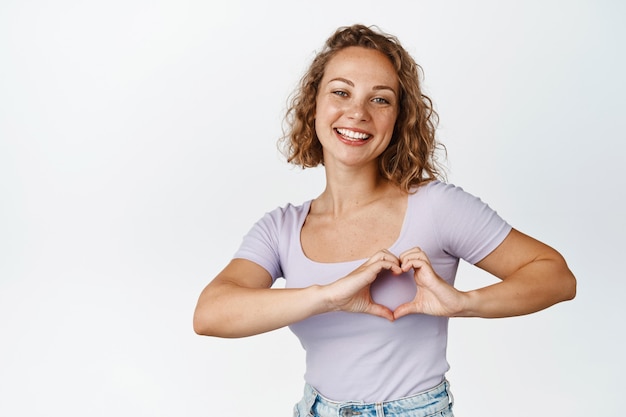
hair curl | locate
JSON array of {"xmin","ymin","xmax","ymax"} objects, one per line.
[{"xmin": 279, "ymin": 24, "xmax": 446, "ymax": 192}]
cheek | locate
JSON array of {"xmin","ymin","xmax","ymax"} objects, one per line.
[
  {"xmin": 316, "ymin": 96, "xmax": 343, "ymax": 118},
  {"xmin": 389, "ymin": 110, "xmax": 399, "ymax": 130},
  {"xmin": 378, "ymin": 112, "xmax": 398, "ymax": 134},
  {"xmin": 314, "ymin": 115, "xmax": 330, "ymax": 141}
]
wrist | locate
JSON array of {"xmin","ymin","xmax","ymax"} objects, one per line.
[
  {"xmin": 308, "ymin": 284, "xmax": 336, "ymax": 315},
  {"xmin": 452, "ymin": 290, "xmax": 478, "ymax": 317}
]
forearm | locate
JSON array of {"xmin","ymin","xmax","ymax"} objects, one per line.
[
  {"xmin": 193, "ymin": 282, "xmax": 329, "ymax": 338},
  {"xmin": 457, "ymin": 258, "xmax": 576, "ymax": 318}
]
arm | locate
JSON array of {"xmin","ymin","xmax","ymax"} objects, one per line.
[
  {"xmin": 461, "ymin": 228, "xmax": 576, "ymax": 317},
  {"xmin": 193, "ymin": 259, "xmax": 327, "ymax": 338},
  {"xmin": 193, "ymin": 251, "xmax": 403, "ymax": 338},
  {"xmin": 393, "ymin": 229, "xmax": 576, "ymax": 319}
]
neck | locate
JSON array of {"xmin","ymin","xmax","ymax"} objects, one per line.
[{"xmin": 316, "ymin": 161, "xmax": 397, "ymax": 216}]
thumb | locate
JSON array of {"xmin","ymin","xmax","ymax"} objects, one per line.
[
  {"xmin": 366, "ymin": 303, "xmax": 395, "ymax": 322},
  {"xmin": 393, "ymin": 302, "xmax": 417, "ymax": 320}
]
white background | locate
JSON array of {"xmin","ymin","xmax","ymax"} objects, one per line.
[{"xmin": 1, "ymin": 1, "xmax": 624, "ymax": 416}]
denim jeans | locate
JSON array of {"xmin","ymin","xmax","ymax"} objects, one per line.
[{"xmin": 293, "ymin": 379, "xmax": 454, "ymax": 417}]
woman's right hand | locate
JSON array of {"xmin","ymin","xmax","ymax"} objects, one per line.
[
  {"xmin": 194, "ymin": 251, "xmax": 403, "ymax": 338},
  {"xmin": 324, "ymin": 249, "xmax": 403, "ymax": 321}
]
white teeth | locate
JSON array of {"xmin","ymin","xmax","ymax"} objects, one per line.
[{"xmin": 337, "ymin": 128, "xmax": 370, "ymax": 140}]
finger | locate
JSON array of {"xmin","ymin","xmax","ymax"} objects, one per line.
[
  {"xmin": 378, "ymin": 249, "xmax": 398, "ymax": 262},
  {"xmin": 367, "ymin": 250, "xmax": 401, "ymax": 271},
  {"xmin": 379, "ymin": 259, "xmax": 403, "ymax": 274},
  {"xmin": 366, "ymin": 303, "xmax": 395, "ymax": 322},
  {"xmin": 352, "ymin": 259, "xmax": 402, "ymax": 286},
  {"xmin": 400, "ymin": 247, "xmax": 431, "ymax": 261},
  {"xmin": 363, "ymin": 260, "xmax": 402, "ymax": 277},
  {"xmin": 400, "ymin": 252, "xmax": 431, "ymax": 272},
  {"xmin": 400, "ymin": 257, "xmax": 429, "ymax": 272},
  {"xmin": 392, "ymin": 301, "xmax": 418, "ymax": 320}
]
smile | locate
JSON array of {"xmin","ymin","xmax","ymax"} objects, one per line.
[{"xmin": 335, "ymin": 128, "xmax": 371, "ymax": 142}]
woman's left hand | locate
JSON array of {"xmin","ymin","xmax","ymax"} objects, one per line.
[{"xmin": 393, "ymin": 247, "xmax": 466, "ymax": 319}]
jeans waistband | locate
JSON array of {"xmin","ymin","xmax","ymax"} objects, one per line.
[{"xmin": 298, "ymin": 379, "xmax": 454, "ymax": 417}]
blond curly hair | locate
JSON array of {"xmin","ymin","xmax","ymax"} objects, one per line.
[{"xmin": 280, "ymin": 24, "xmax": 446, "ymax": 192}]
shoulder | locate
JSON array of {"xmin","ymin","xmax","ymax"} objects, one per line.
[
  {"xmin": 246, "ymin": 199, "xmax": 312, "ymax": 242},
  {"xmin": 257, "ymin": 200, "xmax": 311, "ymax": 228},
  {"xmin": 410, "ymin": 181, "xmax": 511, "ymax": 263},
  {"xmin": 409, "ymin": 180, "xmax": 473, "ymax": 205},
  {"xmin": 235, "ymin": 200, "xmax": 312, "ymax": 280},
  {"xmin": 412, "ymin": 180, "xmax": 508, "ymax": 220}
]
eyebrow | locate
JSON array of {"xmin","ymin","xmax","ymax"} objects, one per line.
[{"xmin": 328, "ymin": 77, "xmax": 397, "ymax": 95}]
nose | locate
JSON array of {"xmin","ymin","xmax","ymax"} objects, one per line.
[{"xmin": 347, "ymin": 99, "xmax": 369, "ymax": 121}]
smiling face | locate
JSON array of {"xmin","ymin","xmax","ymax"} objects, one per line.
[{"xmin": 314, "ymin": 46, "xmax": 399, "ymax": 170}]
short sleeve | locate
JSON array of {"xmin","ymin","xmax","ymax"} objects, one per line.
[
  {"xmin": 233, "ymin": 208, "xmax": 284, "ymax": 281},
  {"xmin": 427, "ymin": 182, "xmax": 512, "ymax": 265}
]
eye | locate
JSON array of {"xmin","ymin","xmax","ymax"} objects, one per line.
[
  {"xmin": 372, "ymin": 97, "xmax": 389, "ymax": 104},
  {"xmin": 372, "ymin": 97, "xmax": 393, "ymax": 105},
  {"xmin": 332, "ymin": 90, "xmax": 348, "ymax": 97}
]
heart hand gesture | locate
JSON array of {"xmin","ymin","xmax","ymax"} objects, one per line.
[
  {"xmin": 325, "ymin": 249, "xmax": 403, "ymax": 321},
  {"xmin": 326, "ymin": 247, "xmax": 466, "ymax": 321},
  {"xmin": 393, "ymin": 247, "xmax": 466, "ymax": 319}
]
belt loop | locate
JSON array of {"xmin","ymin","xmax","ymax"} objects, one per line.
[
  {"xmin": 375, "ymin": 402, "xmax": 384, "ymax": 417},
  {"xmin": 304, "ymin": 384, "xmax": 318, "ymax": 415},
  {"xmin": 445, "ymin": 379, "xmax": 455, "ymax": 407}
]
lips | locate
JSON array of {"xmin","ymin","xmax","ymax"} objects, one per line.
[{"xmin": 335, "ymin": 128, "xmax": 372, "ymax": 142}]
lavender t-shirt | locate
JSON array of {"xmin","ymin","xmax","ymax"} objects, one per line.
[{"xmin": 234, "ymin": 181, "xmax": 511, "ymax": 402}]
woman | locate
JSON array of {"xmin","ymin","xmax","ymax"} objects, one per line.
[{"xmin": 193, "ymin": 24, "xmax": 576, "ymax": 416}]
